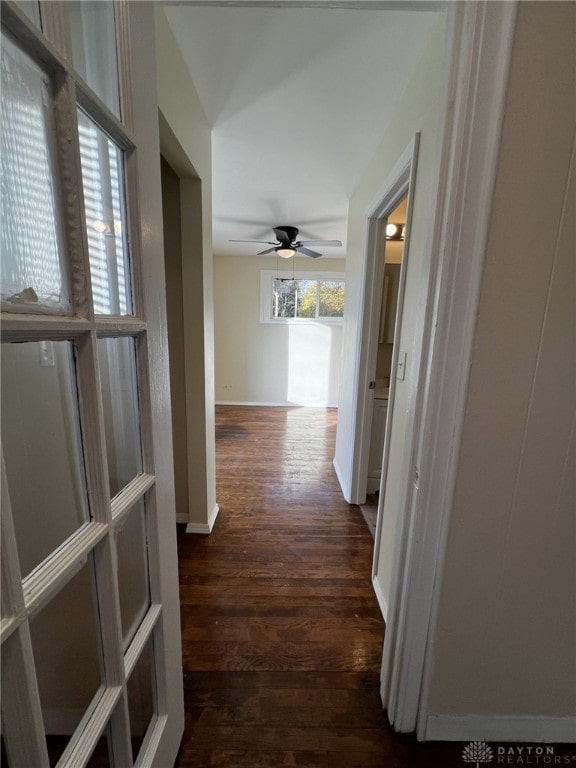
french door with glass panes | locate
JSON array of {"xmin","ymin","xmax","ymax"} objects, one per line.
[{"xmin": 0, "ymin": 2, "xmax": 184, "ymax": 766}]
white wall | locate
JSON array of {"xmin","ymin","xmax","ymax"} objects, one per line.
[
  {"xmin": 214, "ymin": 255, "xmax": 344, "ymax": 406},
  {"xmin": 334, "ymin": 14, "xmax": 446, "ymax": 608},
  {"xmin": 155, "ymin": 8, "xmax": 217, "ymax": 528},
  {"xmin": 427, "ymin": 1, "xmax": 576, "ymax": 727}
]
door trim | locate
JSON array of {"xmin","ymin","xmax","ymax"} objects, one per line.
[
  {"xmin": 379, "ymin": 0, "xmax": 519, "ymax": 736},
  {"xmin": 351, "ymin": 135, "xmax": 420, "ymax": 512}
]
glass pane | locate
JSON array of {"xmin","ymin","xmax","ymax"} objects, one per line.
[
  {"xmin": 295, "ymin": 279, "xmax": 317, "ymax": 318},
  {"xmin": 1, "ymin": 341, "xmax": 89, "ymax": 577},
  {"xmin": 272, "ymin": 278, "xmax": 296, "ymax": 318},
  {"xmin": 116, "ymin": 499, "xmax": 150, "ymax": 648},
  {"xmin": 1, "ymin": 35, "xmax": 69, "ymax": 313},
  {"xmin": 13, "ymin": 1, "xmax": 41, "ymax": 27},
  {"xmin": 127, "ymin": 638, "xmax": 156, "ymax": 761},
  {"xmin": 319, "ymin": 279, "xmax": 345, "ymax": 318},
  {"xmin": 271, "ymin": 279, "xmax": 321, "ymax": 319},
  {"xmin": 78, "ymin": 110, "xmax": 131, "ymax": 315},
  {"xmin": 98, "ymin": 337, "xmax": 142, "ymax": 496},
  {"xmin": 30, "ymin": 559, "xmax": 104, "ymax": 766},
  {"xmin": 68, "ymin": 1, "xmax": 120, "ymax": 117}
]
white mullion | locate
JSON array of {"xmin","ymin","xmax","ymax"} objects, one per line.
[
  {"xmin": 111, "ymin": 472, "xmax": 155, "ymax": 522},
  {"xmin": 1, "ymin": 624, "xmax": 50, "ymax": 768},
  {"xmin": 133, "ymin": 715, "xmax": 167, "ymax": 768},
  {"xmin": 124, "ymin": 146, "xmax": 145, "ymax": 320},
  {"xmin": 56, "ymin": 686, "xmax": 122, "ymax": 768},
  {"xmin": 142, "ymin": 488, "xmax": 162, "ymax": 611},
  {"xmin": 36, "ymin": 2, "xmax": 138, "ymax": 165},
  {"xmin": 95, "ymin": 317, "xmax": 147, "ymax": 336},
  {"xmin": 92, "ymin": 535, "xmax": 133, "ymax": 766},
  {"xmin": 52, "ymin": 71, "xmax": 96, "ymax": 320},
  {"xmin": 141, "ymin": 489, "xmax": 168, "ymax": 719},
  {"xmin": 135, "ymin": 332, "xmax": 153, "ymax": 475},
  {"xmin": 0, "ymin": 612, "xmax": 25, "ymax": 645},
  {"xmin": 37, "ymin": 0, "xmax": 70, "ymax": 59},
  {"xmin": 0, "ymin": 315, "xmax": 91, "ymax": 341},
  {"xmin": 123, "ymin": 603, "xmax": 162, "ymax": 679},
  {"xmin": 0, "ymin": 452, "xmax": 25, "ymax": 622},
  {"xmin": 149, "ymin": 612, "xmax": 167, "ymax": 721},
  {"xmin": 117, "ymin": 1, "xmax": 144, "ymax": 324},
  {"xmin": 22, "ymin": 522, "xmax": 107, "ymax": 616},
  {"xmin": 2, "ymin": 1, "xmax": 67, "ymax": 75},
  {"xmin": 76, "ymin": 80, "xmax": 136, "ymax": 153},
  {"xmin": 74, "ymin": 332, "xmax": 112, "ymax": 524},
  {"xmin": 75, "ymin": 330, "xmax": 133, "ymax": 761},
  {"xmin": 0, "ymin": 452, "xmax": 48, "ymax": 768},
  {"xmin": 66, "ymin": 8, "xmax": 143, "ymax": 755},
  {"xmin": 0, "ymin": 453, "xmax": 28, "ymax": 659},
  {"xmin": 113, "ymin": 0, "xmax": 135, "ymax": 134}
]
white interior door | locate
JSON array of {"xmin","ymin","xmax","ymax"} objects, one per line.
[{"xmin": 0, "ymin": 2, "xmax": 183, "ymax": 765}]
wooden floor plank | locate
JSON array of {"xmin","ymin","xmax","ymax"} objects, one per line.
[{"xmin": 175, "ymin": 406, "xmax": 461, "ymax": 767}]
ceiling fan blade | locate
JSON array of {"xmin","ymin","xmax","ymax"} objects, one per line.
[
  {"xmin": 296, "ymin": 246, "xmax": 322, "ymax": 258},
  {"xmin": 296, "ymin": 240, "xmax": 342, "ymax": 247},
  {"xmin": 229, "ymin": 239, "xmax": 276, "ymax": 244},
  {"xmin": 257, "ymin": 247, "xmax": 278, "ymax": 255},
  {"xmin": 273, "ymin": 228, "xmax": 292, "ymax": 245}
]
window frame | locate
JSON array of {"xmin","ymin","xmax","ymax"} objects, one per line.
[{"xmin": 260, "ymin": 269, "xmax": 345, "ymax": 325}]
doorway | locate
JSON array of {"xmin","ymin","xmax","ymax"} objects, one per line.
[
  {"xmin": 365, "ymin": 196, "xmax": 407, "ymax": 499},
  {"xmin": 158, "ymin": 114, "xmax": 219, "ymax": 533},
  {"xmin": 345, "ymin": 136, "xmax": 419, "ymax": 621}
]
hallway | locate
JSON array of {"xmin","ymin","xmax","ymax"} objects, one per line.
[{"xmin": 175, "ymin": 406, "xmax": 455, "ymax": 767}]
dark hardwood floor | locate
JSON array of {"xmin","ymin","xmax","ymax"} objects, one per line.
[{"xmin": 175, "ymin": 406, "xmax": 459, "ymax": 767}]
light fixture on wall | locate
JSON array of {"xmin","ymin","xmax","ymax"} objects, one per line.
[
  {"xmin": 385, "ymin": 223, "xmax": 405, "ymax": 241},
  {"xmin": 277, "ymin": 247, "xmax": 296, "ymax": 258}
]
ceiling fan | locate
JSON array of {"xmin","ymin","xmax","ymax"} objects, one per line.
[{"xmin": 230, "ymin": 225, "xmax": 342, "ymax": 258}]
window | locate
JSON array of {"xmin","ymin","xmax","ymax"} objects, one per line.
[
  {"xmin": 261, "ymin": 270, "xmax": 345, "ymax": 323},
  {"xmin": 1, "ymin": 34, "xmax": 68, "ymax": 313}
]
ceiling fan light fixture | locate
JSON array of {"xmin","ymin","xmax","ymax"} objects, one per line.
[{"xmin": 277, "ymin": 247, "xmax": 296, "ymax": 259}]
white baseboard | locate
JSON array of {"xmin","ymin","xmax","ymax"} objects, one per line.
[
  {"xmin": 425, "ymin": 714, "xmax": 576, "ymax": 743},
  {"xmin": 185, "ymin": 503, "xmax": 219, "ymax": 535},
  {"xmin": 372, "ymin": 574, "xmax": 388, "ymax": 621},
  {"xmin": 215, "ymin": 400, "xmax": 339, "ymax": 408}
]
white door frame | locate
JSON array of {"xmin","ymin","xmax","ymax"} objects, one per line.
[
  {"xmin": 352, "ymin": 136, "xmax": 419, "ymax": 547},
  {"xmin": 375, "ymin": 0, "xmax": 518, "ymax": 737}
]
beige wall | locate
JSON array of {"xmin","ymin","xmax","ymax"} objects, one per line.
[
  {"xmin": 334, "ymin": 13, "xmax": 447, "ymax": 606},
  {"xmin": 428, "ymin": 1, "xmax": 575, "ymax": 719},
  {"xmin": 155, "ymin": 8, "xmax": 217, "ymax": 526},
  {"xmin": 214, "ymin": 255, "xmax": 344, "ymax": 406}
]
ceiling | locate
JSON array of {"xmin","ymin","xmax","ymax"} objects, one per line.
[{"xmin": 163, "ymin": 4, "xmax": 440, "ymax": 259}]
